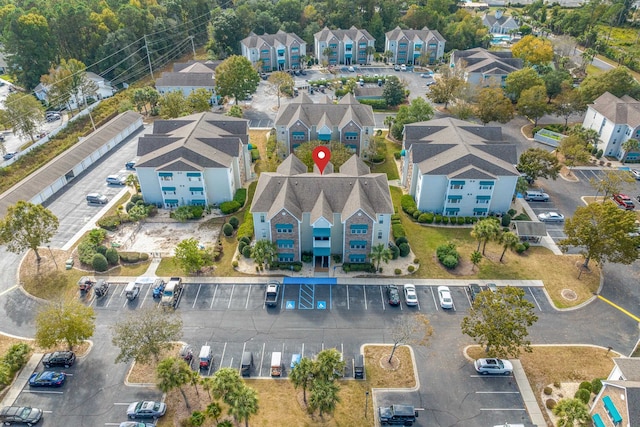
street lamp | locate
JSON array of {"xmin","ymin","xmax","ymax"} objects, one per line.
[
  {"xmin": 365, "ymin": 391, "xmax": 369, "ymax": 418},
  {"xmin": 47, "ymin": 245, "xmax": 58, "ymax": 270}
]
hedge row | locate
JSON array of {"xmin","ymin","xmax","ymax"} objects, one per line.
[
  {"xmin": 0, "ymin": 343, "xmax": 30, "ymax": 388},
  {"xmin": 342, "ymin": 262, "xmax": 376, "ymax": 273},
  {"xmin": 119, "ymin": 252, "xmax": 150, "ymax": 263},
  {"xmin": 268, "ymin": 261, "xmax": 303, "ymax": 272},
  {"xmin": 358, "ymin": 99, "xmax": 388, "ymax": 109}
]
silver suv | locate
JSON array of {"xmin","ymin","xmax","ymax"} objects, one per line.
[
  {"xmin": 86, "ymin": 193, "xmax": 108, "ymax": 204},
  {"xmin": 524, "ymin": 190, "xmax": 549, "ymax": 202}
]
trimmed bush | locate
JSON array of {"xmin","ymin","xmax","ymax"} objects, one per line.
[
  {"xmin": 465, "ymin": 217, "xmax": 474, "ymax": 224},
  {"xmin": 140, "ymin": 253, "xmax": 149, "ymax": 261},
  {"xmin": 407, "ymin": 265, "xmax": 415, "ymax": 273},
  {"xmin": 394, "ymin": 268, "xmax": 402, "ymax": 275},
  {"xmin": 392, "ymin": 223, "xmax": 406, "ymax": 239},
  {"xmin": 232, "ymin": 260, "xmax": 238, "ymax": 268},
  {"xmin": 119, "ymin": 252, "xmax": 139, "ymax": 263},
  {"xmin": 442, "ymin": 255, "xmax": 458, "ymax": 268},
  {"xmin": 400, "ymin": 195, "xmax": 418, "ymax": 215},
  {"xmin": 342, "ymin": 262, "xmax": 376, "ymax": 273},
  {"xmin": 234, "ymin": 188, "xmax": 247, "ymax": 206},
  {"xmin": 222, "ymin": 223, "xmax": 234, "ymax": 236},
  {"xmin": 238, "ymin": 241, "xmax": 247, "ymax": 254},
  {"xmin": 105, "ymin": 248, "xmax": 119, "ymax": 265},
  {"xmin": 229, "ymin": 216, "xmax": 239, "ymax": 229},
  {"xmin": 543, "ymin": 386, "xmax": 553, "ymax": 395},
  {"xmin": 399, "ymin": 242, "xmax": 410, "ymax": 257},
  {"xmin": 389, "ymin": 243, "xmax": 400, "ymax": 260},
  {"xmin": 591, "ymin": 378, "xmax": 603, "ymax": 394},
  {"xmin": 131, "ymin": 194, "xmax": 144, "ymax": 204},
  {"xmin": 96, "ymin": 245, "xmax": 108, "ymax": 255},
  {"xmin": 393, "ymin": 151, "xmax": 401, "ymax": 160},
  {"xmin": 578, "ymin": 381, "xmax": 592, "ymax": 392},
  {"xmin": 97, "ymin": 215, "xmax": 122, "ymax": 231},
  {"xmin": 391, "ymin": 214, "xmax": 401, "ymax": 221},
  {"xmin": 553, "ymin": 381, "xmax": 561, "ymax": 388},
  {"xmin": 92, "ymin": 253, "xmax": 109, "ymax": 272},
  {"xmin": 515, "ymin": 243, "xmax": 527, "ymax": 253},
  {"xmin": 501, "ymin": 214, "xmax": 511, "ymax": 227},
  {"xmin": 242, "ymin": 245, "xmax": 252, "ymax": 258},
  {"xmin": 412, "ymin": 210, "xmax": 421, "ymax": 219},
  {"xmin": 220, "ymin": 200, "xmax": 241, "ymax": 214},
  {"xmin": 574, "ymin": 388, "xmax": 591, "ymax": 404},
  {"xmin": 436, "ymin": 243, "xmax": 459, "ymax": 269},
  {"xmin": 358, "ymin": 98, "xmax": 387, "ymax": 109},
  {"xmin": 434, "ymin": 214, "xmax": 442, "ymax": 224},
  {"xmin": 508, "ymin": 208, "xmax": 517, "ymax": 216},
  {"xmin": 456, "ymin": 217, "xmax": 465, "ymax": 225},
  {"xmin": 395, "ymin": 236, "xmax": 408, "ymax": 246},
  {"xmin": 413, "ymin": 258, "xmax": 420, "ymax": 264},
  {"xmin": 523, "ymin": 241, "xmax": 530, "ymax": 250},
  {"xmin": 237, "ymin": 209, "xmax": 254, "ymax": 240},
  {"xmin": 546, "ymin": 399, "xmax": 556, "ymax": 410},
  {"xmin": 239, "ymin": 236, "xmax": 251, "ymax": 245}
]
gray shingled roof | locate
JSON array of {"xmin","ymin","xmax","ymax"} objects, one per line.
[
  {"xmin": 385, "ymin": 26, "xmax": 446, "ymax": 43},
  {"xmin": 0, "ymin": 111, "xmax": 143, "ymax": 216},
  {"xmin": 136, "ymin": 112, "xmax": 248, "ymax": 170},
  {"xmin": 172, "ymin": 60, "xmax": 220, "ymax": 72},
  {"xmin": 613, "ymin": 358, "xmax": 640, "ymax": 381},
  {"xmin": 241, "ymin": 30, "xmax": 304, "ymax": 49},
  {"xmin": 339, "ymin": 154, "xmax": 371, "ymax": 176},
  {"xmin": 453, "ymin": 48, "xmax": 522, "ymax": 74},
  {"xmin": 251, "ymin": 154, "xmax": 393, "ymax": 222},
  {"xmin": 512, "ymin": 221, "xmax": 546, "ymax": 237},
  {"xmin": 589, "ymin": 92, "xmax": 640, "ymax": 128},
  {"xmin": 483, "ymin": 13, "xmax": 518, "ymax": 27},
  {"xmin": 275, "ymin": 93, "xmax": 374, "ymax": 129},
  {"xmin": 156, "ymin": 72, "xmax": 215, "ymax": 88},
  {"xmin": 404, "ymin": 117, "xmax": 519, "ymax": 178},
  {"xmin": 314, "ymin": 26, "xmax": 375, "ymax": 43}
]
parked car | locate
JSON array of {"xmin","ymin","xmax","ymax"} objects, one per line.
[
  {"xmin": 420, "ymin": 71, "xmax": 434, "ymax": 78},
  {"xmin": 403, "ymin": 284, "xmax": 418, "ymax": 306},
  {"xmin": 386, "ymin": 285, "xmax": 400, "ymax": 306},
  {"xmin": 474, "ymin": 358, "xmax": 513, "ymax": 375},
  {"xmin": 468, "ymin": 283, "xmax": 482, "ymax": 303},
  {"xmin": 42, "ymin": 351, "xmax": 75, "ymax": 368},
  {"xmin": 127, "ymin": 401, "xmax": 166, "ymax": 420},
  {"xmin": 347, "ymin": 66, "xmax": 355, "ymax": 72},
  {"xmin": 524, "ymin": 190, "xmax": 549, "ymax": 202},
  {"xmin": 119, "ymin": 422, "xmax": 155, "ymax": 427},
  {"xmin": 537, "ymin": 211, "xmax": 565, "ymax": 222},
  {"xmin": 486, "ymin": 283, "xmax": 498, "ymax": 293},
  {"xmin": 28, "ymin": 371, "xmax": 66, "ymax": 387},
  {"xmin": 631, "ymin": 169, "xmax": 640, "ymax": 180},
  {"xmin": 393, "ymin": 64, "xmax": 400, "ymax": 71},
  {"xmin": 613, "ymin": 193, "xmax": 635, "ymax": 210},
  {"xmin": 86, "ymin": 193, "xmax": 108, "ymax": 204},
  {"xmin": 0, "ymin": 406, "xmax": 43, "ymax": 426},
  {"xmin": 46, "ymin": 113, "xmax": 61, "ymax": 122},
  {"xmin": 106, "ymin": 174, "xmax": 126, "ymax": 185},
  {"xmin": 400, "ymin": 64, "xmax": 407, "ymax": 71},
  {"xmin": 3, "ymin": 152, "xmax": 17, "ymax": 160},
  {"xmin": 437, "ymin": 286, "xmax": 453, "ymax": 309},
  {"xmin": 125, "ymin": 160, "xmax": 136, "ymax": 170}
]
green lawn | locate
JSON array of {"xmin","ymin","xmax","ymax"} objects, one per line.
[{"xmin": 370, "ymin": 135, "xmax": 401, "ymax": 180}]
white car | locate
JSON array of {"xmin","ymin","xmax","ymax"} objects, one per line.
[
  {"xmin": 631, "ymin": 169, "xmax": 640, "ymax": 180},
  {"xmin": 400, "ymin": 64, "xmax": 407, "ymax": 71},
  {"xmin": 437, "ymin": 286, "xmax": 453, "ymax": 309},
  {"xmin": 537, "ymin": 211, "xmax": 565, "ymax": 222},
  {"xmin": 403, "ymin": 284, "xmax": 418, "ymax": 306}
]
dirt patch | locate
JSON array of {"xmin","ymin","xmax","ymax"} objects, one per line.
[
  {"xmin": 126, "ymin": 343, "xmax": 183, "ymax": 384},
  {"xmin": 365, "ymin": 345, "xmax": 415, "ymax": 389}
]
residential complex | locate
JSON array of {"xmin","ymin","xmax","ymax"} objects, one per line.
[
  {"xmin": 384, "ymin": 26, "xmax": 446, "ymax": 65},
  {"xmin": 274, "ymin": 93, "xmax": 375, "ymax": 156},
  {"xmin": 155, "ymin": 60, "xmax": 220, "ymax": 106},
  {"xmin": 482, "ymin": 10, "xmax": 519, "ymax": 34},
  {"xmin": 450, "ymin": 48, "xmax": 523, "ymax": 87},
  {"xmin": 400, "ymin": 117, "xmax": 519, "ymax": 217},
  {"xmin": 314, "ymin": 26, "xmax": 375, "ymax": 66},
  {"xmin": 135, "ymin": 112, "xmax": 251, "ymax": 208},
  {"xmin": 241, "ymin": 31, "xmax": 306, "ymax": 72},
  {"xmin": 590, "ymin": 357, "xmax": 640, "ymax": 427},
  {"xmin": 250, "ymin": 154, "xmax": 393, "ymax": 270},
  {"xmin": 35, "ymin": 71, "xmax": 116, "ymax": 109}
]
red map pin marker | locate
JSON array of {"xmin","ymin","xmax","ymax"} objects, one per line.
[{"xmin": 312, "ymin": 146, "xmax": 331, "ymax": 175}]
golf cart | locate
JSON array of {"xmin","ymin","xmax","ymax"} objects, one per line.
[
  {"xmin": 125, "ymin": 282, "xmax": 140, "ymax": 301},
  {"xmin": 94, "ymin": 279, "xmax": 109, "ymax": 298},
  {"xmin": 199, "ymin": 345, "xmax": 212, "ymax": 371},
  {"xmin": 152, "ymin": 279, "xmax": 166, "ymax": 299},
  {"xmin": 179, "ymin": 344, "xmax": 194, "ymax": 367},
  {"xmin": 78, "ymin": 276, "xmax": 95, "ymax": 294}
]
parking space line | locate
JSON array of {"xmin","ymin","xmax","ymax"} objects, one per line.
[
  {"xmin": 363, "ymin": 286, "xmax": 368, "ymax": 310},
  {"xmin": 380, "ymin": 286, "xmax": 385, "ymax": 310},
  {"xmin": 139, "ymin": 283, "xmax": 152, "ymax": 308},
  {"xmin": 480, "ymin": 408, "xmax": 526, "ymax": 411},
  {"xmin": 227, "ymin": 285, "xmax": 235, "ymax": 309},
  {"xmin": 346, "ymin": 285, "xmax": 350, "ymax": 310},
  {"xmin": 470, "ymin": 375, "xmax": 513, "ymax": 378},
  {"xmin": 210, "ymin": 284, "xmax": 218, "ymax": 309},
  {"xmin": 330, "ymin": 285, "xmax": 332, "ymax": 310},
  {"xmin": 220, "ymin": 342, "xmax": 227, "ymax": 371},
  {"xmin": 241, "ymin": 343, "xmax": 246, "ymax": 369},
  {"xmin": 280, "ymin": 283, "xmax": 285, "ymax": 310},
  {"xmin": 528, "ymin": 287, "xmax": 542, "ymax": 311},
  {"xmin": 245, "ymin": 285, "xmax": 252, "ymax": 309},
  {"xmin": 475, "ymin": 391, "xmax": 520, "ymax": 394},
  {"xmin": 259, "ymin": 343, "xmax": 265, "ymax": 376},
  {"xmin": 430, "ymin": 287, "xmax": 438, "ymax": 311},
  {"xmin": 21, "ymin": 390, "xmax": 63, "ymax": 394},
  {"xmin": 105, "ymin": 284, "xmax": 118, "ymax": 307},
  {"xmin": 192, "ymin": 284, "xmax": 202, "ymax": 308},
  {"xmin": 301, "ymin": 343, "xmax": 305, "ymax": 358}
]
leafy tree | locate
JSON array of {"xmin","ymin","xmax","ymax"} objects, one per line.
[
  {"xmin": 518, "ymin": 85, "xmax": 548, "ymax": 126},
  {"xmin": 505, "ymin": 67, "xmax": 544, "ymax": 101},
  {"xmin": 157, "ymin": 357, "xmax": 194, "ymax": 408},
  {"xmin": 215, "ymin": 55, "xmax": 260, "ymax": 105},
  {"xmin": 461, "ymin": 286, "xmax": 538, "ymax": 357},
  {"xmin": 227, "ymin": 385, "xmax": 259, "ymax": 427},
  {"xmin": 470, "ymin": 218, "xmax": 501, "ymax": 255},
  {"xmin": 40, "ymin": 66, "xmax": 72, "ymax": 110},
  {"xmin": 111, "ymin": 308, "xmax": 183, "ymax": 364},
  {"xmin": 470, "ymin": 250, "xmax": 482, "ymax": 271},
  {"xmin": 442, "ymin": 9, "xmax": 490, "ymax": 51},
  {"xmin": 267, "ymin": 71, "xmax": 295, "ymax": 108},
  {"xmin": 187, "ymin": 88, "xmax": 213, "ymax": 113},
  {"xmin": 560, "ymin": 200, "xmax": 639, "ymax": 270},
  {"xmin": 210, "ymin": 367, "xmax": 243, "ymax": 404},
  {"xmin": 159, "ymin": 91, "xmax": 188, "ymax": 118},
  {"xmin": 427, "ymin": 64, "xmax": 465, "ymax": 109},
  {"xmin": 391, "ymin": 97, "xmax": 435, "ymax": 140},
  {"xmin": 621, "ymin": 138, "xmax": 640, "ymax": 163},
  {"xmin": 0, "ymin": 201, "xmax": 59, "ymax": 262},
  {"xmin": 552, "ymin": 398, "xmax": 590, "ymax": 427},
  {"xmin": 558, "ymin": 134, "xmax": 590, "ymax": 169},
  {"xmin": 175, "ymin": 238, "xmax": 211, "ymax": 274},
  {"xmin": 251, "ymin": 239, "xmax": 277, "ymax": 266},
  {"xmin": 35, "ymin": 299, "xmax": 95, "ymax": 351},
  {"xmin": 209, "ymin": 8, "xmax": 244, "ymax": 58},
  {"xmin": 388, "ymin": 314, "xmax": 432, "ymax": 363},
  {"xmin": 2, "ymin": 93, "xmax": 45, "ymax": 142},
  {"xmin": 554, "ymin": 85, "xmax": 586, "ymax": 128},
  {"xmin": 382, "ymin": 76, "xmax": 405, "ymax": 106},
  {"xmin": 515, "ymin": 176, "xmax": 529, "ymax": 197},
  {"xmin": 542, "ymin": 69, "xmax": 571, "ymax": 102},
  {"xmin": 517, "ymin": 148, "xmax": 561, "ymax": 181},
  {"xmin": 579, "ymin": 67, "xmax": 640, "ymax": 104},
  {"xmin": 315, "ymin": 348, "xmax": 346, "ymax": 382},
  {"xmin": 511, "ymin": 35, "xmax": 554, "ymax": 66},
  {"xmin": 289, "ymin": 357, "xmax": 315, "ymax": 403},
  {"xmin": 308, "ymin": 380, "xmax": 340, "ymax": 417},
  {"xmin": 294, "ymin": 140, "xmax": 354, "ymax": 170},
  {"xmin": 499, "ymin": 232, "xmax": 520, "ymax": 262},
  {"xmin": 370, "ymin": 243, "xmax": 392, "ymax": 272},
  {"xmin": 60, "ymin": 59, "xmax": 98, "ymax": 111},
  {"xmin": 475, "ymin": 86, "xmax": 514, "ymax": 125},
  {"xmin": 227, "ymin": 105, "xmax": 243, "ymax": 118}
]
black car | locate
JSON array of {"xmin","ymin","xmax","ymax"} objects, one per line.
[
  {"xmin": 0, "ymin": 406, "xmax": 43, "ymax": 426},
  {"xmin": 468, "ymin": 283, "xmax": 483, "ymax": 303},
  {"xmin": 387, "ymin": 285, "xmax": 400, "ymax": 306},
  {"xmin": 42, "ymin": 351, "xmax": 75, "ymax": 368}
]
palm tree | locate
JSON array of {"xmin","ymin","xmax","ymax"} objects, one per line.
[
  {"xmin": 200, "ymin": 376, "xmax": 214, "ymax": 400},
  {"xmin": 309, "ymin": 380, "xmax": 340, "ymax": 417},
  {"xmin": 205, "ymin": 402, "xmax": 221, "ymax": 423},
  {"xmin": 365, "ymin": 46, "xmax": 375, "ymax": 64},
  {"xmin": 384, "ymin": 115, "xmax": 395, "ymax": 134},
  {"xmin": 370, "ymin": 243, "xmax": 392, "ymax": 272},
  {"xmin": 125, "ymin": 173, "xmax": 139, "ymax": 193},
  {"xmin": 552, "ymin": 398, "xmax": 590, "ymax": 427},
  {"xmin": 289, "ymin": 357, "xmax": 315, "ymax": 403},
  {"xmin": 314, "ymin": 348, "xmax": 346, "ymax": 382},
  {"xmin": 188, "ymin": 411, "xmax": 206, "ymax": 427},
  {"xmin": 322, "ymin": 47, "xmax": 333, "ymax": 63},
  {"xmin": 227, "ymin": 384, "xmax": 259, "ymax": 427},
  {"xmin": 470, "ymin": 218, "xmax": 501, "ymax": 254},
  {"xmin": 210, "ymin": 367, "xmax": 243, "ymax": 404},
  {"xmin": 499, "ymin": 231, "xmax": 520, "ymax": 262},
  {"xmin": 470, "ymin": 250, "xmax": 482, "ymax": 271},
  {"xmin": 156, "ymin": 357, "xmax": 193, "ymax": 409},
  {"xmin": 621, "ymin": 138, "xmax": 640, "ymax": 163},
  {"xmin": 383, "ymin": 50, "xmax": 394, "ymax": 64}
]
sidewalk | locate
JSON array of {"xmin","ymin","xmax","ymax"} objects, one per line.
[
  {"xmin": 511, "ymin": 359, "xmax": 546, "ymax": 427},
  {"xmin": 0, "ymin": 353, "xmax": 42, "ymax": 407}
]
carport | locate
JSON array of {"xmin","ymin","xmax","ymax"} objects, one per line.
[{"xmin": 511, "ymin": 221, "xmax": 546, "ymax": 244}]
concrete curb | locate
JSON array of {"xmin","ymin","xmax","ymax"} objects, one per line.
[{"xmin": 0, "ymin": 353, "xmax": 43, "ymax": 407}]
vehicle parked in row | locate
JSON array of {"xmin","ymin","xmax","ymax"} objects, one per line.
[
  {"xmin": 486, "ymin": 283, "xmax": 498, "ymax": 293},
  {"xmin": 437, "ymin": 285, "xmax": 453, "ymax": 309},
  {"xmin": 86, "ymin": 193, "xmax": 108, "ymax": 204},
  {"xmin": 537, "ymin": 211, "xmax": 565, "ymax": 222},
  {"xmin": 106, "ymin": 174, "xmax": 126, "ymax": 185},
  {"xmin": 3, "ymin": 152, "xmax": 17, "ymax": 160},
  {"xmin": 474, "ymin": 358, "xmax": 513, "ymax": 375},
  {"xmin": 631, "ymin": 169, "xmax": 640, "ymax": 180},
  {"xmin": 42, "ymin": 351, "xmax": 75, "ymax": 368},
  {"xmin": 468, "ymin": 283, "xmax": 482, "ymax": 303},
  {"xmin": 378, "ymin": 404, "xmax": 418, "ymax": 425},
  {"xmin": 524, "ymin": 190, "xmax": 549, "ymax": 202},
  {"xmin": 161, "ymin": 277, "xmax": 183, "ymax": 308},
  {"xmin": 387, "ymin": 285, "xmax": 400, "ymax": 306},
  {"xmin": 0, "ymin": 406, "xmax": 43, "ymax": 426},
  {"xmin": 119, "ymin": 422, "xmax": 155, "ymax": 427},
  {"xmin": 28, "ymin": 371, "xmax": 66, "ymax": 387},
  {"xmin": 125, "ymin": 160, "xmax": 136, "ymax": 170},
  {"xmin": 403, "ymin": 284, "xmax": 418, "ymax": 306},
  {"xmin": 265, "ymin": 281, "xmax": 280, "ymax": 307},
  {"xmin": 126, "ymin": 401, "xmax": 166, "ymax": 420},
  {"xmin": 613, "ymin": 193, "xmax": 635, "ymax": 210}
]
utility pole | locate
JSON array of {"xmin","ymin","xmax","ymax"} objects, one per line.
[
  {"xmin": 189, "ymin": 36, "xmax": 196, "ymax": 59},
  {"xmin": 144, "ymin": 34, "xmax": 154, "ymax": 81}
]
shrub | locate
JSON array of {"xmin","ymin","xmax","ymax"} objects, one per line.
[
  {"xmin": 442, "ymin": 255, "xmax": 458, "ymax": 268},
  {"xmin": 413, "ymin": 258, "xmax": 420, "ymax": 264},
  {"xmin": 436, "ymin": 243, "xmax": 459, "ymax": 268},
  {"xmin": 515, "ymin": 243, "xmax": 527, "ymax": 253},
  {"xmin": 543, "ymin": 386, "xmax": 553, "ymax": 395},
  {"xmin": 574, "ymin": 388, "xmax": 591, "ymax": 404},
  {"xmin": 358, "ymin": 99, "xmax": 388, "ymax": 109},
  {"xmin": 229, "ymin": 216, "xmax": 239, "ymax": 229},
  {"xmin": 234, "ymin": 188, "xmax": 247, "ymax": 206},
  {"xmin": 501, "ymin": 214, "xmax": 511, "ymax": 227},
  {"xmin": 97, "ymin": 215, "xmax": 121, "ymax": 231},
  {"xmin": 92, "ymin": 253, "xmax": 109, "ymax": 272},
  {"xmin": 392, "ymin": 223, "xmax": 406, "ymax": 239},
  {"xmin": 389, "ymin": 243, "xmax": 400, "ymax": 260},
  {"xmin": 596, "ymin": 149, "xmax": 603, "ymax": 159},
  {"xmin": 591, "ymin": 378, "xmax": 603, "ymax": 394},
  {"xmin": 407, "ymin": 265, "xmax": 415, "ymax": 273},
  {"xmin": 342, "ymin": 263, "xmax": 376, "ymax": 273},
  {"xmin": 301, "ymin": 252, "xmax": 313, "ymax": 263},
  {"xmin": 251, "ymin": 148, "xmax": 260, "ymax": 161},
  {"xmin": 3, "ymin": 343, "xmax": 30, "ymax": 372},
  {"xmin": 399, "ymin": 242, "xmax": 410, "ymax": 257},
  {"xmin": 222, "ymin": 223, "xmax": 234, "ymax": 236},
  {"xmin": 546, "ymin": 399, "xmax": 556, "ymax": 410},
  {"xmin": 119, "ymin": 252, "xmax": 140, "ymax": 263},
  {"xmin": 105, "ymin": 248, "xmax": 119, "ymax": 265},
  {"xmin": 240, "ymin": 236, "xmax": 251, "ymax": 245},
  {"xmin": 131, "ymin": 194, "xmax": 144, "ymax": 204},
  {"xmin": 191, "ymin": 206, "xmax": 204, "ymax": 219},
  {"xmin": 553, "ymin": 381, "xmax": 561, "ymax": 388},
  {"xmin": 400, "ymin": 195, "xmax": 417, "ymax": 214},
  {"xmin": 237, "ymin": 209, "xmax": 254, "ymax": 240},
  {"xmin": 332, "ymin": 254, "xmax": 342, "ymax": 263},
  {"xmin": 96, "ymin": 245, "xmax": 107, "ymax": 255},
  {"xmin": 242, "ymin": 245, "xmax": 252, "ymax": 258},
  {"xmin": 465, "ymin": 217, "xmax": 474, "ymax": 224},
  {"xmin": 508, "ymin": 208, "xmax": 517, "ymax": 217},
  {"xmin": 238, "ymin": 241, "xmax": 247, "ymax": 254},
  {"xmin": 220, "ymin": 200, "xmax": 241, "ymax": 214},
  {"xmin": 434, "ymin": 214, "xmax": 442, "ymax": 224},
  {"xmin": 391, "ymin": 214, "xmax": 400, "ymax": 221},
  {"xmin": 417, "ymin": 212, "xmax": 431, "ymax": 223},
  {"xmin": 578, "ymin": 381, "xmax": 592, "ymax": 393},
  {"xmin": 395, "ymin": 236, "xmax": 408, "ymax": 246},
  {"xmin": 412, "ymin": 210, "xmax": 421, "ymax": 219},
  {"xmin": 393, "ymin": 151, "xmax": 401, "ymax": 160},
  {"xmin": 523, "ymin": 241, "xmax": 530, "ymax": 250},
  {"xmin": 140, "ymin": 253, "xmax": 149, "ymax": 261},
  {"xmin": 394, "ymin": 268, "xmax": 402, "ymax": 275}
]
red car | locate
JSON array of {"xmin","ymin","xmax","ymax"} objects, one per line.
[{"xmin": 613, "ymin": 194, "xmax": 635, "ymax": 210}]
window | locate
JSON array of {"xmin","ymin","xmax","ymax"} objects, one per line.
[
  {"xmin": 278, "ymin": 253, "xmax": 294, "ymax": 262},
  {"xmin": 187, "ymin": 172, "xmax": 201, "ymax": 181},
  {"xmin": 162, "ymin": 186, "xmax": 176, "ymax": 195},
  {"xmin": 350, "ymin": 224, "xmax": 368, "ymax": 234},
  {"xmin": 345, "ymin": 132, "xmax": 358, "ymax": 141},
  {"xmin": 189, "ymin": 187, "xmax": 204, "ymax": 196},
  {"xmin": 447, "ymin": 195, "xmax": 462, "ymax": 204},
  {"xmin": 350, "ymin": 240, "xmax": 367, "ymax": 249},
  {"xmin": 450, "ymin": 180, "xmax": 464, "ymax": 189},
  {"xmin": 292, "ymin": 132, "xmax": 305, "ymax": 140},
  {"xmin": 379, "ymin": 216, "xmax": 384, "ymax": 224},
  {"xmin": 445, "ymin": 208, "xmax": 459, "ymax": 216},
  {"xmin": 277, "ymin": 240, "xmax": 294, "ymax": 249},
  {"xmin": 473, "ymin": 208, "xmax": 488, "ymax": 216},
  {"xmin": 260, "ymin": 214, "xmax": 265, "ymax": 223},
  {"xmin": 276, "ymin": 223, "xmax": 293, "ymax": 233},
  {"xmin": 479, "ymin": 181, "xmax": 494, "ymax": 190},
  {"xmin": 378, "ymin": 231, "xmax": 383, "ymax": 239},
  {"xmin": 349, "ymin": 254, "xmax": 366, "ymax": 263},
  {"xmin": 159, "ymin": 172, "xmax": 173, "ymax": 181}
]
